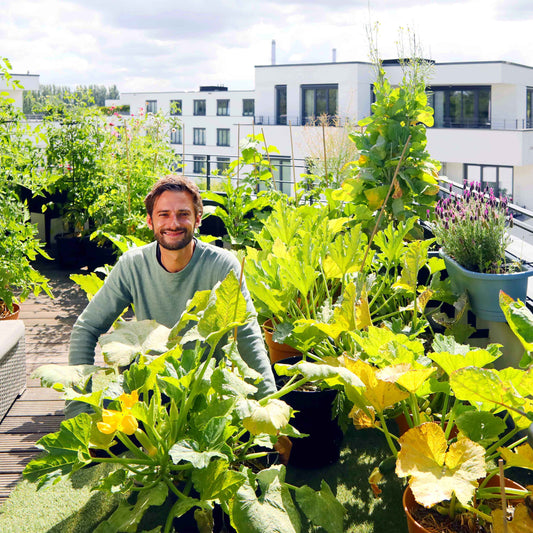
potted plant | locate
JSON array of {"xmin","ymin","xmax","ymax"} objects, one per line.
[
  {"xmin": 0, "ymin": 57, "xmax": 53, "ymax": 318},
  {"xmin": 25, "ymin": 273, "xmax": 346, "ymax": 532},
  {"xmin": 431, "ymin": 181, "xmax": 533, "ymax": 322}
]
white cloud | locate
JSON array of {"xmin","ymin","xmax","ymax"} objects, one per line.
[{"xmin": 0, "ymin": 0, "xmax": 532, "ymax": 93}]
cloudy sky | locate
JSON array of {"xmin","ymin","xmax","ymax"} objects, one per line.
[{"xmin": 2, "ymin": 0, "xmax": 532, "ymax": 94}]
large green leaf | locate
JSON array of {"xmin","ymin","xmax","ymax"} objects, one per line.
[
  {"xmin": 396, "ymin": 422, "xmax": 486, "ymax": 507},
  {"xmin": 93, "ymin": 481, "xmax": 168, "ymax": 533},
  {"xmin": 230, "ymin": 466, "xmax": 301, "ymax": 533},
  {"xmin": 294, "ymin": 480, "xmax": 345, "ymax": 533},
  {"xmin": 500, "ymin": 291, "xmax": 533, "ymax": 351},
  {"xmin": 236, "ymin": 398, "xmax": 292, "ymax": 436},
  {"xmin": 70, "ymin": 272, "xmax": 104, "ymax": 301},
  {"xmin": 428, "ymin": 348, "xmax": 501, "ymax": 376},
  {"xmin": 211, "ymin": 367, "xmax": 257, "ymax": 398},
  {"xmin": 31, "ymin": 364, "xmax": 100, "ymax": 391},
  {"xmin": 197, "ymin": 270, "xmax": 251, "ymax": 348},
  {"xmin": 169, "ymin": 439, "xmax": 226, "ymax": 469},
  {"xmin": 23, "ymin": 413, "xmax": 92, "ymax": 485},
  {"xmin": 455, "ymin": 411, "xmax": 507, "ymax": 446},
  {"xmin": 192, "ymin": 459, "xmax": 246, "ymax": 501},
  {"xmin": 99, "ymin": 320, "xmax": 171, "ymax": 367}
]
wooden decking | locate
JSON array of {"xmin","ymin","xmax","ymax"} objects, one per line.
[{"xmin": 0, "ymin": 261, "xmax": 93, "ymax": 505}]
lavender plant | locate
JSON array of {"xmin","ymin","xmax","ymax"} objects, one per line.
[{"xmin": 432, "ymin": 181, "xmax": 512, "ymax": 273}]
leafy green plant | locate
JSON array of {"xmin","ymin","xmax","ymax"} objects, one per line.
[
  {"xmin": 341, "ymin": 63, "xmax": 440, "ymax": 235},
  {"xmin": 0, "ymin": 57, "xmax": 53, "ymax": 315},
  {"xmin": 500, "ymin": 290, "xmax": 533, "ymax": 368},
  {"xmin": 26, "ymin": 273, "xmax": 345, "ymax": 532}
]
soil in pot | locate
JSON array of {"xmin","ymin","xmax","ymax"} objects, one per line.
[
  {"xmin": 403, "ymin": 476, "xmax": 527, "ymax": 533},
  {"xmin": 0, "ymin": 302, "xmax": 20, "ymax": 320},
  {"xmin": 273, "ymin": 356, "xmax": 343, "ymax": 468}
]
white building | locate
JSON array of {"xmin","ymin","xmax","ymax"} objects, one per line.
[
  {"xmin": 0, "ymin": 72, "xmax": 39, "ymax": 109},
  {"xmin": 113, "ymin": 59, "xmax": 533, "ymax": 208}
]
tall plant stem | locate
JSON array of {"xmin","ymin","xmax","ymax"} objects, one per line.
[
  {"xmin": 289, "ymin": 120, "xmax": 296, "ymax": 199},
  {"xmin": 359, "ymin": 135, "xmax": 412, "ymax": 273},
  {"xmin": 376, "ymin": 411, "xmax": 399, "ymax": 456},
  {"xmin": 260, "ymin": 127, "xmax": 277, "ymax": 191},
  {"xmin": 322, "ymin": 122, "xmax": 329, "ymax": 186}
]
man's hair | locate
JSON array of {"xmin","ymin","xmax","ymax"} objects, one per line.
[{"xmin": 144, "ymin": 175, "xmax": 203, "ymax": 218}]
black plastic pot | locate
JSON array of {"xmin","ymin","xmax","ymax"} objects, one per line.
[{"xmin": 273, "ymin": 356, "xmax": 343, "ymax": 468}]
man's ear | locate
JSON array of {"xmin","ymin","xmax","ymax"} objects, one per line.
[{"xmin": 147, "ymin": 214, "xmax": 153, "ymax": 230}]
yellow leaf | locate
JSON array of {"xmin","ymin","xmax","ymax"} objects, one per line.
[
  {"xmin": 499, "ymin": 443, "xmax": 533, "ymax": 470},
  {"xmin": 492, "ymin": 503, "xmax": 533, "ymax": 533},
  {"xmin": 349, "ymin": 405, "xmax": 377, "ymax": 429},
  {"xmin": 356, "ymin": 288, "xmax": 372, "ymax": 330}
]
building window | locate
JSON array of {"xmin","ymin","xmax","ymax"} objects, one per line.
[
  {"xmin": 193, "ymin": 99, "xmax": 206, "ymax": 116},
  {"xmin": 145, "ymin": 100, "xmax": 157, "ymax": 114},
  {"xmin": 217, "ymin": 99, "xmax": 230, "ymax": 116},
  {"xmin": 301, "ymin": 84, "xmax": 338, "ymax": 125},
  {"xmin": 275, "ymin": 85, "xmax": 287, "ymax": 125},
  {"xmin": 428, "ymin": 86, "xmax": 491, "ymax": 128},
  {"xmin": 217, "ymin": 128, "xmax": 230, "ymax": 147},
  {"xmin": 170, "ymin": 128, "xmax": 182, "ymax": 144},
  {"xmin": 464, "ymin": 164, "xmax": 513, "ymax": 198},
  {"xmin": 193, "ymin": 128, "xmax": 206, "ymax": 145},
  {"xmin": 271, "ymin": 157, "xmax": 292, "ymax": 195},
  {"xmin": 243, "ymin": 99, "xmax": 255, "ymax": 116},
  {"xmin": 193, "ymin": 155, "xmax": 207, "ymax": 174},
  {"xmin": 170, "ymin": 99, "xmax": 182, "ymax": 116},
  {"xmin": 526, "ymin": 87, "xmax": 533, "ymax": 128},
  {"xmin": 217, "ymin": 157, "xmax": 230, "ymax": 173}
]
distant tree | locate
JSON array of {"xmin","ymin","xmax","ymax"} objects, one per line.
[{"xmin": 23, "ymin": 84, "xmax": 121, "ymax": 114}]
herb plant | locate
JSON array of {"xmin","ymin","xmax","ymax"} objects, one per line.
[{"xmin": 432, "ymin": 181, "xmax": 512, "ymax": 273}]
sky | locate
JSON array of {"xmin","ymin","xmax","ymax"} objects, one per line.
[{"xmin": 2, "ymin": 0, "xmax": 533, "ymax": 94}]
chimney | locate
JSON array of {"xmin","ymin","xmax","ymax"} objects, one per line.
[
  {"xmin": 271, "ymin": 40, "xmax": 276, "ymax": 65},
  {"xmin": 332, "ymin": 48, "xmax": 337, "ymax": 63}
]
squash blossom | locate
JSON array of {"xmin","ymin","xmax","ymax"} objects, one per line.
[{"xmin": 97, "ymin": 390, "xmax": 139, "ymax": 435}]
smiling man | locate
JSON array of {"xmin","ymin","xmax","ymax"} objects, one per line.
[{"xmin": 66, "ymin": 175, "xmax": 276, "ymax": 418}]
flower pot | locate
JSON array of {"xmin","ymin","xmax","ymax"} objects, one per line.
[
  {"xmin": 402, "ymin": 476, "xmax": 526, "ymax": 533},
  {"xmin": 273, "ymin": 356, "xmax": 343, "ymax": 468},
  {"xmin": 263, "ymin": 319, "xmax": 301, "ymax": 363},
  {"xmin": 440, "ymin": 250, "xmax": 533, "ymax": 322},
  {"xmin": 0, "ymin": 302, "xmax": 20, "ymax": 320}
]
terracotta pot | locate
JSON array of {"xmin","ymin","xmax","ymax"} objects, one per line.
[
  {"xmin": 0, "ymin": 302, "xmax": 20, "ymax": 320},
  {"xmin": 263, "ymin": 319, "xmax": 301, "ymax": 363},
  {"xmin": 403, "ymin": 476, "xmax": 526, "ymax": 533}
]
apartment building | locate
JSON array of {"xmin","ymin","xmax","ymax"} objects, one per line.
[
  {"xmin": 0, "ymin": 72, "xmax": 39, "ymax": 109},
  {"xmin": 112, "ymin": 59, "xmax": 533, "ymax": 208}
]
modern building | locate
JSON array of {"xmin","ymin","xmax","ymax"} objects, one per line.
[
  {"xmin": 112, "ymin": 59, "xmax": 533, "ymax": 208},
  {"xmin": 0, "ymin": 72, "xmax": 39, "ymax": 109}
]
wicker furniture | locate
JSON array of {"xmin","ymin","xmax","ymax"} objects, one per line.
[{"xmin": 0, "ymin": 320, "xmax": 26, "ymax": 422}]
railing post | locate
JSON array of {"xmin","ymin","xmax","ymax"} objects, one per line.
[{"xmin": 206, "ymin": 155, "xmax": 211, "ymax": 191}]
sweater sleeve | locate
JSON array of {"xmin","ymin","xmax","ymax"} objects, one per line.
[{"xmin": 65, "ymin": 258, "xmax": 133, "ymax": 418}]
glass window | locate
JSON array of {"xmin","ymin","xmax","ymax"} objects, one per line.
[
  {"xmin": 276, "ymin": 85, "xmax": 287, "ymax": 125},
  {"xmin": 217, "ymin": 157, "xmax": 230, "ymax": 172},
  {"xmin": 170, "ymin": 100, "xmax": 182, "ymax": 116},
  {"xmin": 217, "ymin": 99, "xmax": 230, "ymax": 116},
  {"xmin": 193, "ymin": 128, "xmax": 206, "ymax": 145},
  {"xmin": 193, "ymin": 100, "xmax": 206, "ymax": 116},
  {"xmin": 301, "ymin": 84, "xmax": 338, "ymax": 125},
  {"xmin": 271, "ymin": 158, "xmax": 292, "ymax": 195},
  {"xmin": 429, "ymin": 86, "xmax": 490, "ymax": 128},
  {"xmin": 464, "ymin": 164, "xmax": 513, "ymax": 197},
  {"xmin": 170, "ymin": 128, "xmax": 182, "ymax": 144},
  {"xmin": 499, "ymin": 167, "xmax": 513, "ymax": 198},
  {"xmin": 527, "ymin": 88, "xmax": 533, "ymax": 128},
  {"xmin": 193, "ymin": 155, "xmax": 206, "ymax": 174},
  {"xmin": 243, "ymin": 99, "xmax": 254, "ymax": 116},
  {"xmin": 145, "ymin": 100, "xmax": 157, "ymax": 114},
  {"xmin": 216, "ymin": 128, "xmax": 230, "ymax": 147}
]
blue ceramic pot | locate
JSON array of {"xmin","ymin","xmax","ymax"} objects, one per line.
[{"xmin": 440, "ymin": 249, "xmax": 533, "ymax": 322}]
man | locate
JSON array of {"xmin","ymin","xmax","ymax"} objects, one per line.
[{"xmin": 66, "ymin": 174, "xmax": 276, "ymax": 418}]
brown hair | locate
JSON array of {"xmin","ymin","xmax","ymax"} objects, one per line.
[{"xmin": 144, "ymin": 175, "xmax": 203, "ymax": 218}]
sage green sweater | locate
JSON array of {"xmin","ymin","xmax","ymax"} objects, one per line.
[{"xmin": 67, "ymin": 240, "xmax": 275, "ymax": 417}]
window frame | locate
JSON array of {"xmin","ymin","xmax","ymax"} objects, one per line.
[
  {"xmin": 193, "ymin": 99, "xmax": 206, "ymax": 116},
  {"xmin": 217, "ymin": 99, "xmax": 230, "ymax": 116},
  {"xmin": 216, "ymin": 128, "xmax": 230, "ymax": 147},
  {"xmin": 170, "ymin": 99, "xmax": 182, "ymax": 116},
  {"xmin": 170, "ymin": 128, "xmax": 182, "ymax": 145},
  {"xmin": 243, "ymin": 98, "xmax": 255, "ymax": 116},
  {"xmin": 193, "ymin": 127, "xmax": 206, "ymax": 146},
  {"xmin": 193, "ymin": 155, "xmax": 207, "ymax": 174},
  {"xmin": 145, "ymin": 100, "xmax": 157, "ymax": 114},
  {"xmin": 301, "ymin": 84, "xmax": 338, "ymax": 125}
]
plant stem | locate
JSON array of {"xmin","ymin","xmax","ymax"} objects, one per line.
[{"xmin": 376, "ymin": 411, "xmax": 399, "ymax": 456}]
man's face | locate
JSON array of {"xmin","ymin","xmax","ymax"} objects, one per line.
[{"xmin": 147, "ymin": 190, "xmax": 201, "ymax": 251}]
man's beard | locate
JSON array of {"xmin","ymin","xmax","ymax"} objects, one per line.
[{"xmin": 154, "ymin": 227, "xmax": 194, "ymax": 251}]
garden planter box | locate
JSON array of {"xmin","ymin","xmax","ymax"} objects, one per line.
[
  {"xmin": 440, "ymin": 250, "xmax": 533, "ymax": 322},
  {"xmin": 273, "ymin": 356, "xmax": 343, "ymax": 468},
  {"xmin": 0, "ymin": 320, "xmax": 26, "ymax": 422}
]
